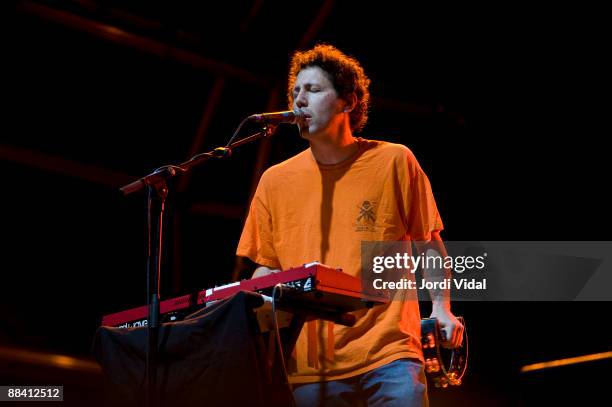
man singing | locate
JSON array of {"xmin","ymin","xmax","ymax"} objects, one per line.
[{"xmin": 236, "ymin": 44, "xmax": 463, "ymax": 407}]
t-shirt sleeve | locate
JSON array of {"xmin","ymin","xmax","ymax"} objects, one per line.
[
  {"xmin": 403, "ymin": 149, "xmax": 444, "ymax": 241},
  {"xmin": 235, "ymin": 176, "xmax": 281, "ymax": 269}
]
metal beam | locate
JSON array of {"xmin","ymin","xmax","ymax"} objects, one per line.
[
  {"xmin": 297, "ymin": 0, "xmax": 335, "ymax": 49},
  {"xmin": 0, "ymin": 144, "xmax": 132, "ymax": 188},
  {"xmin": 177, "ymin": 77, "xmax": 226, "ymax": 193},
  {"xmin": 372, "ymin": 97, "xmax": 465, "ymax": 125},
  {"xmin": 0, "ymin": 345, "xmax": 102, "ymax": 374},
  {"xmin": 229, "ymin": 85, "xmax": 282, "ymax": 281},
  {"xmin": 239, "ymin": 0, "xmax": 265, "ymax": 33},
  {"xmin": 16, "ymin": 0, "xmax": 272, "ymax": 89}
]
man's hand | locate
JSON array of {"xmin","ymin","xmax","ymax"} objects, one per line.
[
  {"xmin": 430, "ymin": 306, "xmax": 464, "ymax": 349},
  {"xmin": 252, "ymin": 266, "xmax": 281, "ymax": 278}
]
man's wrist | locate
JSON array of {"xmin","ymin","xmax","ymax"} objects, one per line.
[{"xmin": 431, "ymin": 301, "xmax": 451, "ymax": 313}]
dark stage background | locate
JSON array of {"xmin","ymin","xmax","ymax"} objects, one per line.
[{"xmin": 5, "ymin": 1, "xmax": 610, "ymax": 405}]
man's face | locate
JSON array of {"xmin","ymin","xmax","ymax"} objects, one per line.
[{"xmin": 292, "ymin": 66, "xmax": 347, "ymax": 140}]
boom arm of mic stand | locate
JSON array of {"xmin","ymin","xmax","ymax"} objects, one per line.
[{"xmin": 119, "ymin": 125, "xmax": 277, "ymax": 196}]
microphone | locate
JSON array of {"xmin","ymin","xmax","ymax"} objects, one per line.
[{"xmin": 248, "ymin": 110, "xmax": 302, "ymax": 124}]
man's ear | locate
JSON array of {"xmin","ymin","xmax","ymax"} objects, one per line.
[{"xmin": 343, "ymin": 93, "xmax": 358, "ymax": 113}]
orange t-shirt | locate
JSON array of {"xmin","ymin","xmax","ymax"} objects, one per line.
[{"xmin": 236, "ymin": 138, "xmax": 444, "ymax": 383}]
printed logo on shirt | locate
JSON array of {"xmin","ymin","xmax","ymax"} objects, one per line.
[{"xmin": 354, "ymin": 200, "xmax": 378, "ymax": 232}]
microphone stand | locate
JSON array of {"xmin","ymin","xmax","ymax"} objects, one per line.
[{"xmin": 119, "ymin": 123, "xmax": 278, "ymax": 407}]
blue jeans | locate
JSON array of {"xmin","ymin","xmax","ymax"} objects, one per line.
[{"xmin": 293, "ymin": 358, "xmax": 428, "ymax": 407}]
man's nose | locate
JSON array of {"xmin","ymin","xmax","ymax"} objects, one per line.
[{"xmin": 295, "ymin": 90, "xmax": 307, "ymax": 108}]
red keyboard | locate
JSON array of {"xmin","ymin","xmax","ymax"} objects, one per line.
[{"xmin": 102, "ymin": 262, "xmax": 387, "ymax": 328}]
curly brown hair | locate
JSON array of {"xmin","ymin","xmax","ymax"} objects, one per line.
[{"xmin": 287, "ymin": 44, "xmax": 371, "ymax": 133}]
